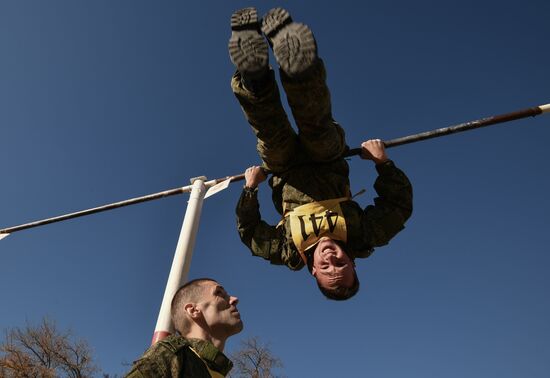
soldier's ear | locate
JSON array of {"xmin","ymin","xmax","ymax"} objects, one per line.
[
  {"xmin": 184, "ymin": 303, "xmax": 201, "ymax": 318},
  {"xmin": 311, "ymin": 266, "xmax": 318, "ymax": 277}
]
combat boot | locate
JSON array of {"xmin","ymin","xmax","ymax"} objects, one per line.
[
  {"xmin": 228, "ymin": 7, "xmax": 269, "ymax": 87},
  {"xmin": 261, "ymin": 8, "xmax": 318, "ymax": 78}
]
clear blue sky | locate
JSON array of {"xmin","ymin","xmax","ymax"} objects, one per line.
[{"xmin": 1, "ymin": 1, "xmax": 549, "ymax": 377}]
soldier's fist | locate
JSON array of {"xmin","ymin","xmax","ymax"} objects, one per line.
[
  {"xmin": 244, "ymin": 166, "xmax": 267, "ymax": 189},
  {"xmin": 360, "ymin": 139, "xmax": 389, "ymax": 164}
]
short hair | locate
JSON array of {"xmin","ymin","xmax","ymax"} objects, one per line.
[
  {"xmin": 306, "ymin": 242, "xmax": 360, "ymax": 301},
  {"xmin": 171, "ymin": 278, "xmax": 216, "ymax": 334},
  {"xmin": 317, "ymin": 271, "xmax": 360, "ymax": 301}
]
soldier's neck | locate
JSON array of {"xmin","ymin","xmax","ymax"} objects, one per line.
[{"xmin": 185, "ymin": 328, "xmax": 226, "ymax": 352}]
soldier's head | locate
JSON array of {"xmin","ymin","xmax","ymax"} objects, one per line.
[
  {"xmin": 171, "ymin": 278, "xmax": 243, "ymax": 344},
  {"xmin": 308, "ymin": 237, "xmax": 359, "ymax": 300}
]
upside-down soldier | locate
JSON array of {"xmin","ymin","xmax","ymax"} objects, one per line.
[{"xmin": 229, "ymin": 7, "xmax": 413, "ymax": 300}]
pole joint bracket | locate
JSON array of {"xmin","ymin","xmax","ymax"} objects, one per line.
[{"xmin": 189, "ymin": 176, "xmax": 207, "ymax": 184}]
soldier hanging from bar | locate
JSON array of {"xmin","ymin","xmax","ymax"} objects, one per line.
[{"xmin": 229, "ymin": 7, "xmax": 413, "ymax": 300}]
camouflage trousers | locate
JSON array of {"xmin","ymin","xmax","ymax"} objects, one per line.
[{"xmin": 231, "ymin": 59, "xmax": 347, "ymax": 173}]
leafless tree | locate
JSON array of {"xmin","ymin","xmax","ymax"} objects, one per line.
[
  {"xmin": 229, "ymin": 337, "xmax": 284, "ymax": 378},
  {"xmin": 0, "ymin": 318, "xmax": 98, "ymax": 378}
]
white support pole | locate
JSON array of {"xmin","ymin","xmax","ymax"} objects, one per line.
[{"xmin": 151, "ymin": 176, "xmax": 207, "ymax": 345}]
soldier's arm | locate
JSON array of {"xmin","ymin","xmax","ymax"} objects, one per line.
[
  {"xmin": 358, "ymin": 140, "xmax": 413, "ymax": 249},
  {"xmin": 236, "ymin": 183, "xmax": 285, "ymax": 265},
  {"xmin": 361, "ymin": 159, "xmax": 413, "ymax": 249}
]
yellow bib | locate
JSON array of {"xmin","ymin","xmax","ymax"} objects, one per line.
[{"xmin": 287, "ymin": 197, "xmax": 348, "ymax": 263}]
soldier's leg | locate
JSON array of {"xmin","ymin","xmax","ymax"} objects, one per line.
[
  {"xmin": 229, "ymin": 8, "xmax": 298, "ymax": 173},
  {"xmin": 261, "ymin": 8, "xmax": 347, "ymax": 162},
  {"xmin": 281, "ymin": 60, "xmax": 347, "ymax": 162}
]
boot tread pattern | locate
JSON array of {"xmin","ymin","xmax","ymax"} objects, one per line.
[
  {"xmin": 231, "ymin": 7, "xmax": 259, "ymax": 31},
  {"xmin": 261, "ymin": 7, "xmax": 292, "ymax": 39},
  {"xmin": 262, "ymin": 8, "xmax": 317, "ymax": 77},
  {"xmin": 228, "ymin": 8, "xmax": 268, "ymax": 75}
]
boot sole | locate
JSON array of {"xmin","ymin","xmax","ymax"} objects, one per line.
[
  {"xmin": 228, "ymin": 8, "xmax": 269, "ymax": 76},
  {"xmin": 261, "ymin": 8, "xmax": 317, "ymax": 77},
  {"xmin": 261, "ymin": 7, "xmax": 292, "ymax": 40}
]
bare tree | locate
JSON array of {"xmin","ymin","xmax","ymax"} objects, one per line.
[
  {"xmin": 229, "ymin": 337, "xmax": 284, "ymax": 378},
  {"xmin": 0, "ymin": 318, "xmax": 98, "ymax": 378}
]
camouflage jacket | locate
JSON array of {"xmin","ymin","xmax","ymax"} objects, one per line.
[
  {"xmin": 124, "ymin": 335, "xmax": 233, "ymax": 378},
  {"xmin": 236, "ymin": 159, "xmax": 413, "ymax": 270}
]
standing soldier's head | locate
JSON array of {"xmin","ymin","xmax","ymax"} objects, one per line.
[{"xmin": 171, "ymin": 278, "xmax": 243, "ymax": 351}]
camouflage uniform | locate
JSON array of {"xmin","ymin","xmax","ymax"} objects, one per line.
[
  {"xmin": 125, "ymin": 335, "xmax": 233, "ymax": 378},
  {"xmin": 233, "ymin": 59, "xmax": 413, "ymax": 270}
]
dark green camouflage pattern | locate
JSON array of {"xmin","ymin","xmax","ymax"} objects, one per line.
[
  {"xmin": 232, "ymin": 60, "xmax": 413, "ymax": 270},
  {"xmin": 124, "ymin": 336, "xmax": 232, "ymax": 378},
  {"xmin": 231, "ymin": 60, "xmax": 346, "ymax": 173},
  {"xmin": 236, "ymin": 160, "xmax": 412, "ymax": 270}
]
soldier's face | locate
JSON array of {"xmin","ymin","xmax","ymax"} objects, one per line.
[
  {"xmin": 196, "ymin": 282, "xmax": 243, "ymax": 338},
  {"xmin": 311, "ymin": 237, "xmax": 355, "ymax": 289}
]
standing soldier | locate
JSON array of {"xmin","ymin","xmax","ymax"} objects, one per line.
[
  {"xmin": 229, "ymin": 7, "xmax": 413, "ymax": 300},
  {"xmin": 125, "ymin": 279, "xmax": 243, "ymax": 377}
]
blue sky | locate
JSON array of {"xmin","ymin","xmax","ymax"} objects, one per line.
[{"xmin": 1, "ymin": 1, "xmax": 549, "ymax": 377}]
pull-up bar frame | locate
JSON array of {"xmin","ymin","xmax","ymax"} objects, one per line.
[{"xmin": 1, "ymin": 103, "xmax": 548, "ymax": 237}]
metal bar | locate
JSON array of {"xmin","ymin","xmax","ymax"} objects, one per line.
[
  {"xmin": 1, "ymin": 103, "xmax": 547, "ymax": 238},
  {"xmin": 0, "ymin": 174, "xmax": 245, "ymax": 235},
  {"xmin": 344, "ymin": 104, "xmax": 548, "ymax": 157}
]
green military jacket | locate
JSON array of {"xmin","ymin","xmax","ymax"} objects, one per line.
[
  {"xmin": 125, "ymin": 335, "xmax": 233, "ymax": 378},
  {"xmin": 236, "ymin": 159, "xmax": 413, "ymax": 270}
]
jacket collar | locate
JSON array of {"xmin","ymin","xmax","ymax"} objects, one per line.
[{"xmin": 187, "ymin": 338, "xmax": 233, "ymax": 376}]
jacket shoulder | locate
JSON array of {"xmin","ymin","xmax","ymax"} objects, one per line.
[{"xmin": 125, "ymin": 336, "xmax": 191, "ymax": 378}]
